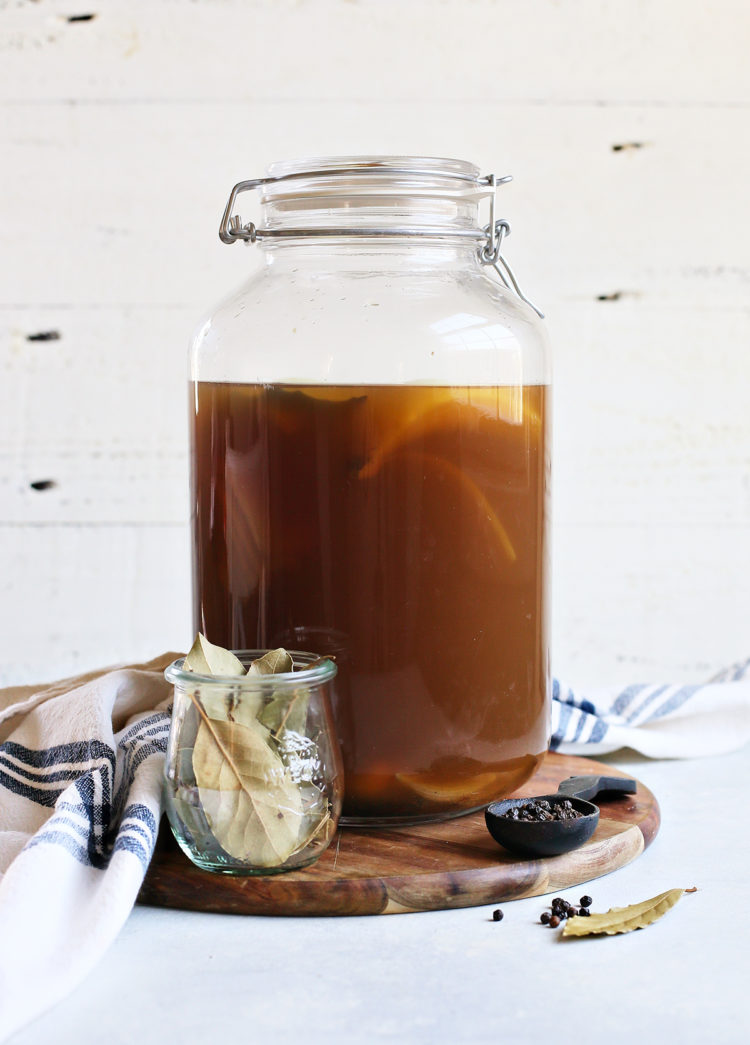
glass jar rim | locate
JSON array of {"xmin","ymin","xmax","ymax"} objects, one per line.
[
  {"xmin": 165, "ymin": 650, "xmax": 338, "ymax": 688},
  {"xmin": 259, "ymin": 155, "xmax": 492, "ymax": 205},
  {"xmin": 266, "ymin": 155, "xmax": 481, "ymax": 181}
]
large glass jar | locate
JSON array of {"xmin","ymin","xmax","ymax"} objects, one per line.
[{"xmin": 190, "ymin": 157, "xmax": 551, "ymax": 825}]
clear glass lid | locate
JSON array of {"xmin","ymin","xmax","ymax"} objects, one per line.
[
  {"xmin": 260, "ymin": 155, "xmax": 492, "ymax": 207},
  {"xmin": 258, "ymin": 155, "xmax": 496, "ymax": 237}
]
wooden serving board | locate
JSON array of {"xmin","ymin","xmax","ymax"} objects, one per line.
[{"xmin": 138, "ymin": 753, "xmax": 659, "ymax": 917}]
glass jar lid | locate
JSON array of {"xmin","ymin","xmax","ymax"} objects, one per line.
[
  {"xmin": 261, "ymin": 155, "xmax": 492, "ymax": 203},
  {"xmin": 218, "ymin": 156, "xmax": 543, "ymax": 318}
]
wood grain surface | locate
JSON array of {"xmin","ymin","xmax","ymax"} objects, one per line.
[{"xmin": 138, "ymin": 752, "xmax": 660, "ymax": 917}]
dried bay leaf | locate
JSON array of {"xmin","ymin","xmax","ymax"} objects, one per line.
[
  {"xmin": 193, "ymin": 713, "xmax": 281, "ymax": 779},
  {"xmin": 248, "ymin": 648, "xmax": 294, "ymax": 676},
  {"xmin": 197, "ymin": 686, "xmax": 246, "ymax": 724},
  {"xmin": 182, "ymin": 636, "xmax": 327, "ymax": 867},
  {"xmin": 184, "ymin": 633, "xmax": 245, "ymax": 676},
  {"xmin": 277, "ymin": 731, "xmax": 321, "ymax": 785},
  {"xmin": 206, "ymin": 688, "xmax": 265, "ymax": 728},
  {"xmin": 199, "ymin": 780, "xmax": 302, "ymax": 867},
  {"xmin": 288, "ymin": 801, "xmax": 332, "ymax": 858},
  {"xmin": 562, "ymin": 888, "xmax": 688, "ymax": 937},
  {"xmin": 259, "ymin": 687, "xmax": 310, "ymax": 736},
  {"xmin": 192, "ymin": 713, "xmax": 303, "ymax": 866},
  {"xmin": 185, "ymin": 638, "xmax": 283, "ymax": 726}
]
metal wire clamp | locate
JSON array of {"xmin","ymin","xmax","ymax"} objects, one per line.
[{"xmin": 218, "ymin": 168, "xmax": 544, "ymax": 318}]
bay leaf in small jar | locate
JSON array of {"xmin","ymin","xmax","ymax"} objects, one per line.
[
  {"xmin": 259, "ymin": 686, "xmax": 310, "ymax": 737},
  {"xmin": 184, "ymin": 633, "xmax": 245, "ymax": 676},
  {"xmin": 247, "ymin": 648, "xmax": 294, "ymax": 676},
  {"xmin": 184, "ymin": 633, "xmax": 255, "ymax": 721},
  {"xmin": 192, "ymin": 713, "xmax": 304, "ymax": 866},
  {"xmin": 182, "ymin": 636, "xmax": 330, "ymax": 867}
]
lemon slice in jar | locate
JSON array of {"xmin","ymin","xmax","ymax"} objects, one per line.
[
  {"xmin": 395, "ymin": 769, "xmax": 503, "ymax": 803},
  {"xmin": 423, "ymin": 452, "xmax": 516, "ymax": 563},
  {"xmin": 359, "ymin": 386, "xmax": 540, "ymax": 479},
  {"xmin": 378, "ymin": 450, "xmax": 517, "ymax": 564}
]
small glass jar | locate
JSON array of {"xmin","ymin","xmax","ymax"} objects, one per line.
[
  {"xmin": 191, "ymin": 157, "xmax": 551, "ymax": 825},
  {"xmin": 164, "ymin": 651, "xmax": 342, "ymax": 875}
]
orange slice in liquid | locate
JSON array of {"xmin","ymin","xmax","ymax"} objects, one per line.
[{"xmin": 359, "ymin": 386, "xmax": 540, "ymax": 480}]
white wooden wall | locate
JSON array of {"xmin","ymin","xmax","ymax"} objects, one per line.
[{"xmin": 1, "ymin": 0, "xmax": 749, "ymax": 688}]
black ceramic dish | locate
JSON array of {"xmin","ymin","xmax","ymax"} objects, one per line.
[{"xmin": 485, "ymin": 774, "xmax": 637, "ymax": 858}]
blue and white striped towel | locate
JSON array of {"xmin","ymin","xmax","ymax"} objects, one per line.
[
  {"xmin": 551, "ymin": 657, "xmax": 750, "ymax": 758},
  {"xmin": 0, "ymin": 654, "xmax": 174, "ymax": 1043},
  {"xmin": 0, "ymin": 653, "xmax": 748, "ymax": 1040}
]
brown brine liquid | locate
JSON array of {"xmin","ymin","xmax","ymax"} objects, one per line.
[{"xmin": 191, "ymin": 383, "xmax": 549, "ymax": 821}]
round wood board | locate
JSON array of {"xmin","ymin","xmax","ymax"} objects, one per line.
[{"xmin": 138, "ymin": 753, "xmax": 659, "ymax": 917}]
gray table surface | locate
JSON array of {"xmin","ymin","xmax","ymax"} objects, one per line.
[{"xmin": 10, "ymin": 746, "xmax": 749, "ymax": 1045}]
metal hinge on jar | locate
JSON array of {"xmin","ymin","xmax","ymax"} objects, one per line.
[{"xmin": 218, "ymin": 167, "xmax": 544, "ymax": 319}]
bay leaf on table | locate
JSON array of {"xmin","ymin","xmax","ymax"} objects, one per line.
[
  {"xmin": 192, "ymin": 714, "xmax": 303, "ymax": 866},
  {"xmin": 562, "ymin": 888, "xmax": 688, "ymax": 937}
]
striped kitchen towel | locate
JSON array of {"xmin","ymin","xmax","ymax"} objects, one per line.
[
  {"xmin": 0, "ymin": 653, "xmax": 749, "ymax": 1041},
  {"xmin": 551, "ymin": 657, "xmax": 750, "ymax": 758},
  {"xmin": 0, "ymin": 654, "xmax": 175, "ymax": 1043}
]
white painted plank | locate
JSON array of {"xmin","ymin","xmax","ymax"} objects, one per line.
[
  {"xmin": 1, "ymin": 102, "xmax": 749, "ymax": 308},
  {"xmin": 0, "ymin": 524, "xmax": 190, "ymax": 687},
  {"xmin": 552, "ymin": 523, "xmax": 750, "ymax": 687},
  {"xmin": 1, "ymin": 0, "xmax": 748, "ymax": 105},
  {"xmin": 0, "ymin": 307, "xmax": 190, "ymax": 523},
  {"xmin": 551, "ymin": 303, "xmax": 750, "ymax": 529}
]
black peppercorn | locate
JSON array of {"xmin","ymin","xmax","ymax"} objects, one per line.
[
  {"xmin": 492, "ymin": 909, "xmax": 503, "ymax": 922},
  {"xmin": 578, "ymin": 907, "xmax": 591, "ymax": 917},
  {"xmin": 580, "ymin": 895, "xmax": 592, "ymax": 908},
  {"xmin": 498, "ymin": 800, "xmax": 583, "ymax": 823},
  {"xmin": 540, "ymin": 912, "xmax": 550, "ymax": 924}
]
